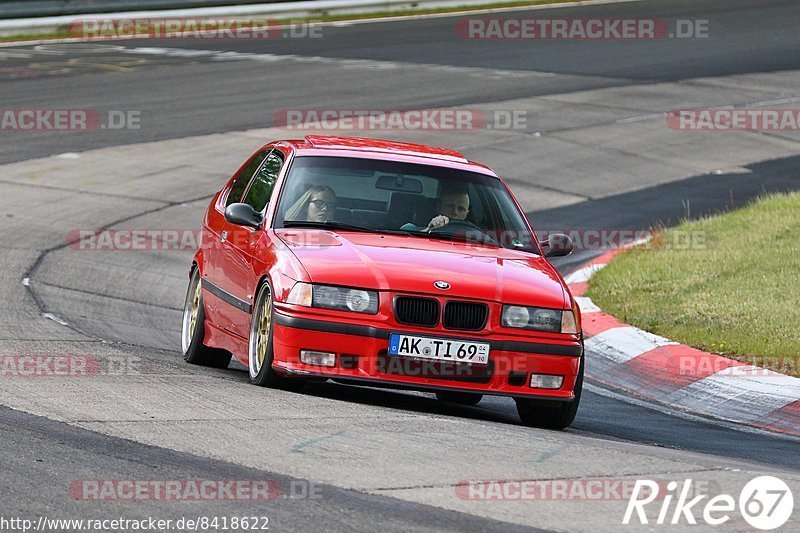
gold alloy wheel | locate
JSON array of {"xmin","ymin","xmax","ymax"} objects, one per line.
[{"xmin": 256, "ymin": 295, "xmax": 272, "ymax": 371}]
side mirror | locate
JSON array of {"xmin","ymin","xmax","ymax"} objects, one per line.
[
  {"xmin": 542, "ymin": 233, "xmax": 574, "ymax": 258},
  {"xmin": 224, "ymin": 203, "xmax": 263, "ymax": 229}
]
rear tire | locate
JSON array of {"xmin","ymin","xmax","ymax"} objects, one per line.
[
  {"xmin": 435, "ymin": 391, "xmax": 483, "ymax": 406},
  {"xmin": 181, "ymin": 268, "xmax": 231, "ymax": 369},
  {"xmin": 515, "ymin": 358, "xmax": 583, "ymax": 429},
  {"xmin": 248, "ymin": 281, "xmax": 305, "ymax": 392}
]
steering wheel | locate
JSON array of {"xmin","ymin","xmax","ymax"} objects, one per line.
[
  {"xmin": 433, "ymin": 219, "xmax": 481, "ymax": 231},
  {"xmin": 429, "ymin": 219, "xmax": 497, "ymax": 245}
]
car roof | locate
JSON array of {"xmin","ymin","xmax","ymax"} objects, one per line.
[{"xmin": 282, "ymin": 136, "xmax": 495, "ymax": 175}]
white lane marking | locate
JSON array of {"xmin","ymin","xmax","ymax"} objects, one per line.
[
  {"xmin": 119, "ymin": 45, "xmax": 554, "ymax": 77},
  {"xmin": 42, "ymin": 313, "xmax": 68, "ymax": 326},
  {"xmin": 585, "ymin": 326, "xmax": 677, "ymax": 364},
  {"xmin": 564, "ymin": 263, "xmax": 606, "ymax": 284},
  {"xmin": 745, "ymin": 96, "xmax": 800, "ymax": 107},
  {"xmin": 585, "ymin": 382, "xmax": 800, "ymax": 441},
  {"xmin": 575, "ymin": 296, "xmax": 600, "ymax": 314},
  {"xmin": 666, "ymin": 366, "xmax": 800, "ymax": 422},
  {"xmin": 0, "ymin": 49, "xmax": 35, "ymax": 60},
  {"xmin": 34, "ymin": 44, "xmax": 125, "ymax": 54},
  {"xmin": 0, "ymin": 37, "xmax": 88, "ymax": 47},
  {"xmin": 132, "ymin": 47, "xmax": 217, "ymax": 58},
  {"xmin": 54, "ymin": 153, "xmax": 81, "ymax": 159},
  {"xmin": 712, "ymin": 167, "xmax": 752, "ymax": 175},
  {"xmin": 615, "ymin": 113, "xmax": 665, "ymax": 124}
]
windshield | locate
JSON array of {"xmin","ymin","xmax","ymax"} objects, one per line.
[{"xmin": 274, "ymin": 156, "xmax": 538, "ymax": 253}]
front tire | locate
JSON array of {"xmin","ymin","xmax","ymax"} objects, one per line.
[
  {"xmin": 435, "ymin": 391, "xmax": 483, "ymax": 406},
  {"xmin": 515, "ymin": 358, "xmax": 583, "ymax": 429},
  {"xmin": 181, "ymin": 268, "xmax": 231, "ymax": 369},
  {"xmin": 248, "ymin": 281, "xmax": 305, "ymax": 391}
]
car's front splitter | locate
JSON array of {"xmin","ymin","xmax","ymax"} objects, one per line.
[{"xmin": 272, "ymin": 310, "xmax": 581, "ymax": 399}]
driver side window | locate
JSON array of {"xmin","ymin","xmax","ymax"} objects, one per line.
[
  {"xmin": 242, "ymin": 150, "xmax": 284, "ymax": 212},
  {"xmin": 226, "ymin": 149, "xmax": 270, "ymax": 207}
]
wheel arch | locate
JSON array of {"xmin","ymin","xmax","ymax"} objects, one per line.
[
  {"xmin": 254, "ymin": 275, "xmax": 274, "ymax": 306},
  {"xmin": 190, "ymin": 247, "xmax": 204, "ymax": 278}
]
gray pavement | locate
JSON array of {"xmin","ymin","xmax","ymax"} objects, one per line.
[{"xmin": 0, "ymin": 404, "xmax": 531, "ymax": 532}]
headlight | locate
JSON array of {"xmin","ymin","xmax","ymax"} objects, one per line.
[
  {"xmin": 344, "ymin": 289, "xmax": 372, "ymax": 313},
  {"xmin": 502, "ymin": 305, "xmax": 577, "ymax": 333},
  {"xmin": 503, "ymin": 305, "xmax": 530, "ymax": 328},
  {"xmin": 287, "ymin": 282, "xmax": 379, "ymax": 314}
]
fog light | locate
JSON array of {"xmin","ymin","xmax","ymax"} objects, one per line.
[
  {"xmin": 530, "ymin": 373, "xmax": 564, "ymax": 389},
  {"xmin": 300, "ymin": 350, "xmax": 336, "ymax": 367}
]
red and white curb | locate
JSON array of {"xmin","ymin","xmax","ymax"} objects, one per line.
[{"xmin": 567, "ymin": 248, "xmax": 800, "ymax": 437}]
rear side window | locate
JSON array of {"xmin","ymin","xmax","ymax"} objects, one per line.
[
  {"xmin": 226, "ymin": 149, "xmax": 270, "ymax": 207},
  {"xmin": 242, "ymin": 151, "xmax": 284, "ymax": 212}
]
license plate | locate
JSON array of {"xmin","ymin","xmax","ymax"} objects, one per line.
[{"xmin": 388, "ymin": 333, "xmax": 490, "ymax": 365}]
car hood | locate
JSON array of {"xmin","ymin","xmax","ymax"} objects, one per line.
[{"xmin": 276, "ymin": 230, "xmax": 567, "ymax": 308}]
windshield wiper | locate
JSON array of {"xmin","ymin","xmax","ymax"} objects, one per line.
[
  {"xmin": 282, "ymin": 220, "xmax": 382, "ymax": 233},
  {"xmin": 406, "ymin": 229, "xmax": 500, "ymax": 247}
]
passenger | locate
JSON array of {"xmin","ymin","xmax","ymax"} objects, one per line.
[
  {"xmin": 402, "ymin": 184, "xmax": 470, "ymax": 231},
  {"xmin": 285, "ymin": 184, "xmax": 337, "ymax": 222}
]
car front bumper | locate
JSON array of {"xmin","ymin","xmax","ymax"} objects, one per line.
[{"xmin": 271, "ymin": 309, "xmax": 582, "ymax": 400}]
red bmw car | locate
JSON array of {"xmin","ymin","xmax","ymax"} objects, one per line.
[{"xmin": 182, "ymin": 135, "xmax": 583, "ymax": 428}]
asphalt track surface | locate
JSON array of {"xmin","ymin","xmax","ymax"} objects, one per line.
[
  {"xmin": 1, "ymin": 0, "xmax": 799, "ymax": 530},
  {"xmin": 2, "ymin": 0, "xmax": 800, "ymax": 165}
]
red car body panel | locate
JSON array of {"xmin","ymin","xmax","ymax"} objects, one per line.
[
  {"xmin": 276, "ymin": 230, "xmax": 567, "ymax": 308},
  {"xmin": 193, "ymin": 136, "xmax": 582, "ymax": 400}
]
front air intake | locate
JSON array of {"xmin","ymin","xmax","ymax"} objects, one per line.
[
  {"xmin": 394, "ymin": 296, "xmax": 439, "ymax": 327},
  {"xmin": 443, "ymin": 301, "xmax": 488, "ymax": 331}
]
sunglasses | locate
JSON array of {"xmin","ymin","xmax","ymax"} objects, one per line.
[{"xmin": 309, "ymin": 198, "xmax": 336, "ymax": 211}]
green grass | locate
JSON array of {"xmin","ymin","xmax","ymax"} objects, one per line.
[
  {"xmin": 0, "ymin": 0, "xmax": 579, "ymax": 43},
  {"xmin": 0, "ymin": 30, "xmax": 74, "ymax": 42},
  {"xmin": 587, "ymin": 191, "xmax": 800, "ymax": 377}
]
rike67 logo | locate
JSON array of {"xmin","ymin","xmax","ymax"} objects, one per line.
[{"xmin": 623, "ymin": 476, "xmax": 794, "ymax": 530}]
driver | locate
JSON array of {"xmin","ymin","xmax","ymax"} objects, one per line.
[{"xmin": 401, "ymin": 184, "xmax": 470, "ymax": 232}]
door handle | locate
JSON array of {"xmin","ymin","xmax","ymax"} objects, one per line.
[{"xmin": 221, "ymin": 230, "xmax": 228, "ymax": 242}]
